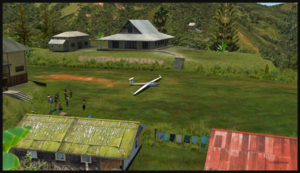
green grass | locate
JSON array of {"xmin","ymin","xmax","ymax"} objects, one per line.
[
  {"xmin": 3, "ymin": 65, "xmax": 297, "ymax": 170},
  {"xmin": 29, "ymin": 47, "xmax": 174, "ymax": 64},
  {"xmin": 166, "ymin": 46, "xmax": 276, "ymax": 71}
]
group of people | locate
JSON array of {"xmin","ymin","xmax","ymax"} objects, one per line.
[
  {"xmin": 47, "ymin": 89, "xmax": 72, "ymax": 113},
  {"xmin": 47, "ymin": 89, "xmax": 87, "ymax": 114}
]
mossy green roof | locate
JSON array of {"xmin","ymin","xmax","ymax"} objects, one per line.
[{"xmin": 15, "ymin": 114, "xmax": 141, "ymax": 159}]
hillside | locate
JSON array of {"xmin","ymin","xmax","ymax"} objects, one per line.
[{"xmin": 2, "ymin": 2, "xmax": 297, "ymax": 68}]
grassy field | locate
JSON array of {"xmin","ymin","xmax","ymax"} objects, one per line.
[
  {"xmin": 3, "ymin": 65, "xmax": 297, "ymax": 170},
  {"xmin": 166, "ymin": 46, "xmax": 276, "ymax": 71},
  {"xmin": 29, "ymin": 46, "xmax": 276, "ymax": 71}
]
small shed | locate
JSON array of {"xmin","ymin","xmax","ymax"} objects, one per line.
[
  {"xmin": 2, "ymin": 38, "xmax": 31, "ymax": 88},
  {"xmin": 12, "ymin": 114, "xmax": 145, "ymax": 171},
  {"xmin": 48, "ymin": 31, "xmax": 90, "ymax": 52},
  {"xmin": 204, "ymin": 128, "xmax": 298, "ymax": 171},
  {"xmin": 97, "ymin": 20, "xmax": 174, "ymax": 50}
]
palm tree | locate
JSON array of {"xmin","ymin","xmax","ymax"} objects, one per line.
[
  {"xmin": 209, "ymin": 3, "xmax": 239, "ymax": 52},
  {"xmin": 153, "ymin": 7, "xmax": 169, "ymax": 33}
]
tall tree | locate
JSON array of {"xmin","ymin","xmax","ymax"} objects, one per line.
[
  {"xmin": 209, "ymin": 3, "xmax": 239, "ymax": 52},
  {"xmin": 40, "ymin": 3, "xmax": 51, "ymax": 48},
  {"xmin": 153, "ymin": 7, "xmax": 169, "ymax": 33},
  {"xmin": 11, "ymin": 3, "xmax": 32, "ymax": 46}
]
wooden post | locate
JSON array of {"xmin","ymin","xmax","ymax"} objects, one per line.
[
  {"xmin": 199, "ymin": 143, "xmax": 201, "ymax": 153},
  {"xmin": 154, "ymin": 128, "xmax": 157, "ymax": 152}
]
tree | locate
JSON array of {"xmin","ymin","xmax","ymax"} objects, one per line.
[
  {"xmin": 3, "ymin": 127, "xmax": 31, "ymax": 170},
  {"xmin": 209, "ymin": 3, "xmax": 239, "ymax": 52},
  {"xmin": 153, "ymin": 7, "xmax": 169, "ymax": 33},
  {"xmin": 39, "ymin": 3, "xmax": 51, "ymax": 48},
  {"xmin": 11, "ymin": 3, "xmax": 32, "ymax": 46},
  {"xmin": 291, "ymin": 54, "xmax": 297, "ymax": 70}
]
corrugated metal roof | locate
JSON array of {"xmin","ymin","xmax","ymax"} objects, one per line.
[
  {"xmin": 98, "ymin": 19, "xmax": 174, "ymax": 41},
  {"xmin": 48, "ymin": 39, "xmax": 66, "ymax": 44},
  {"xmin": 15, "ymin": 114, "xmax": 141, "ymax": 159},
  {"xmin": 53, "ymin": 31, "xmax": 89, "ymax": 38},
  {"xmin": 129, "ymin": 20, "xmax": 159, "ymax": 34},
  {"xmin": 204, "ymin": 128, "xmax": 298, "ymax": 171},
  {"xmin": 98, "ymin": 33, "xmax": 173, "ymax": 41},
  {"xmin": 3, "ymin": 38, "xmax": 31, "ymax": 53}
]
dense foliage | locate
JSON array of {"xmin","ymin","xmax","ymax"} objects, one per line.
[
  {"xmin": 2, "ymin": 2, "xmax": 297, "ymax": 70},
  {"xmin": 209, "ymin": 3, "xmax": 239, "ymax": 52}
]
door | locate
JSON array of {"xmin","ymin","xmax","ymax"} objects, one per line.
[
  {"xmin": 100, "ymin": 158, "xmax": 122, "ymax": 170},
  {"xmin": 142, "ymin": 42, "xmax": 148, "ymax": 49},
  {"xmin": 78, "ymin": 42, "xmax": 82, "ymax": 49}
]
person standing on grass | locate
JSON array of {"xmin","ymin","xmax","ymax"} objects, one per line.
[
  {"xmin": 50, "ymin": 96, "xmax": 53, "ymax": 104},
  {"xmin": 69, "ymin": 89, "xmax": 72, "ymax": 98},
  {"xmin": 66, "ymin": 97, "xmax": 69, "ymax": 107},
  {"xmin": 54, "ymin": 96, "xmax": 57, "ymax": 107},
  {"xmin": 47, "ymin": 94, "xmax": 50, "ymax": 103},
  {"xmin": 64, "ymin": 89, "xmax": 67, "ymax": 99},
  {"xmin": 82, "ymin": 99, "xmax": 86, "ymax": 111},
  {"xmin": 59, "ymin": 102, "xmax": 63, "ymax": 113}
]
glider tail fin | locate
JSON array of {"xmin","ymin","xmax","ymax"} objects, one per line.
[{"xmin": 129, "ymin": 77, "xmax": 134, "ymax": 85}]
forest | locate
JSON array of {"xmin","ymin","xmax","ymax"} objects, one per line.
[{"xmin": 2, "ymin": 2, "xmax": 298, "ymax": 70}]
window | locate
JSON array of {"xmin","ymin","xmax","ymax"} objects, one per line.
[
  {"xmin": 128, "ymin": 25, "xmax": 133, "ymax": 33},
  {"xmin": 27, "ymin": 150, "xmax": 37, "ymax": 159},
  {"xmin": 71, "ymin": 43, "xmax": 75, "ymax": 47},
  {"xmin": 125, "ymin": 41, "xmax": 136, "ymax": 49},
  {"xmin": 112, "ymin": 41, "xmax": 119, "ymax": 48},
  {"xmin": 81, "ymin": 155, "xmax": 91, "ymax": 163},
  {"xmin": 15, "ymin": 66, "xmax": 24, "ymax": 72},
  {"xmin": 55, "ymin": 152, "xmax": 66, "ymax": 161}
]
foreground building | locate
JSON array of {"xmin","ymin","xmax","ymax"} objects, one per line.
[
  {"xmin": 48, "ymin": 31, "xmax": 90, "ymax": 52},
  {"xmin": 13, "ymin": 114, "xmax": 144, "ymax": 170},
  {"xmin": 98, "ymin": 20, "xmax": 174, "ymax": 50},
  {"xmin": 2, "ymin": 38, "xmax": 30, "ymax": 89},
  {"xmin": 204, "ymin": 128, "xmax": 297, "ymax": 171}
]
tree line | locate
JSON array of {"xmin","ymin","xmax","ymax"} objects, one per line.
[{"xmin": 4, "ymin": 3, "xmax": 297, "ymax": 70}]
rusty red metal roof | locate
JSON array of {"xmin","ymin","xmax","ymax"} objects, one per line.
[{"xmin": 204, "ymin": 128, "xmax": 298, "ymax": 170}]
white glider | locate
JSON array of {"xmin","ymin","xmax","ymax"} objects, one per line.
[{"xmin": 129, "ymin": 75, "xmax": 162, "ymax": 95}]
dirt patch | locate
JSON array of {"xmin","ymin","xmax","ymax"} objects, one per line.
[{"xmin": 34, "ymin": 74, "xmax": 118, "ymax": 87}]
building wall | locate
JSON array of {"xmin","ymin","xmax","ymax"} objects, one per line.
[
  {"xmin": 2, "ymin": 51, "xmax": 28, "ymax": 87},
  {"xmin": 120, "ymin": 41, "xmax": 125, "ymax": 49},
  {"xmin": 51, "ymin": 36, "xmax": 90, "ymax": 52},
  {"xmin": 7, "ymin": 73, "xmax": 28, "ymax": 87},
  {"xmin": 7, "ymin": 51, "xmax": 27, "ymax": 77},
  {"xmin": 49, "ymin": 43, "xmax": 68, "ymax": 52},
  {"xmin": 3, "ymin": 53, "xmax": 8, "ymax": 63},
  {"xmin": 100, "ymin": 158, "xmax": 122, "ymax": 170},
  {"xmin": 123, "ymin": 126, "xmax": 143, "ymax": 170},
  {"xmin": 2, "ymin": 53, "xmax": 10, "ymax": 79}
]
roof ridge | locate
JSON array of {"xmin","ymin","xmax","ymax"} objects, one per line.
[{"xmin": 26, "ymin": 114, "xmax": 140, "ymax": 124}]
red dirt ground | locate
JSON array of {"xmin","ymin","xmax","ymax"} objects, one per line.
[{"xmin": 34, "ymin": 74, "xmax": 118, "ymax": 87}]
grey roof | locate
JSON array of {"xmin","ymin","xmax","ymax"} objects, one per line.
[
  {"xmin": 48, "ymin": 39, "xmax": 66, "ymax": 44},
  {"xmin": 98, "ymin": 20, "xmax": 174, "ymax": 41},
  {"xmin": 129, "ymin": 20, "xmax": 159, "ymax": 34},
  {"xmin": 190, "ymin": 28, "xmax": 201, "ymax": 33},
  {"xmin": 53, "ymin": 31, "xmax": 89, "ymax": 38},
  {"xmin": 3, "ymin": 38, "xmax": 31, "ymax": 53},
  {"xmin": 98, "ymin": 33, "xmax": 173, "ymax": 41}
]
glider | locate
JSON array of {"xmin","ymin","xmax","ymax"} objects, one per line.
[{"xmin": 129, "ymin": 75, "xmax": 162, "ymax": 95}]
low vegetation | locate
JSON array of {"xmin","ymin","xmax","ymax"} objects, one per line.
[{"xmin": 26, "ymin": 47, "xmax": 297, "ymax": 84}]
